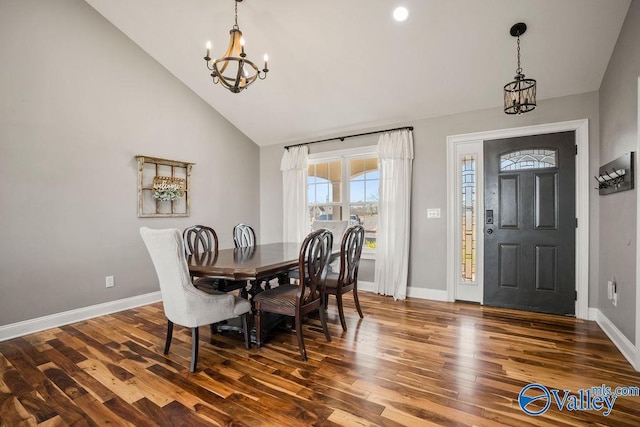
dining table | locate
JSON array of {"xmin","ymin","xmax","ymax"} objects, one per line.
[
  {"xmin": 187, "ymin": 242, "xmax": 304, "ymax": 341},
  {"xmin": 187, "ymin": 242, "xmax": 302, "ymax": 294},
  {"xmin": 186, "ymin": 241, "xmax": 336, "ymax": 343}
]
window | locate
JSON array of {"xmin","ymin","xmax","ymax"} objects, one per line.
[
  {"xmin": 500, "ymin": 149, "xmax": 557, "ymax": 171},
  {"xmin": 308, "ymin": 148, "xmax": 378, "ymax": 250},
  {"xmin": 461, "ymin": 155, "xmax": 476, "ymax": 282}
]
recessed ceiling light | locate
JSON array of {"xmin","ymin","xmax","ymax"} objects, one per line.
[{"xmin": 393, "ymin": 6, "xmax": 409, "ymax": 22}]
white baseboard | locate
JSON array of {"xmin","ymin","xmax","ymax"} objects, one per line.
[
  {"xmin": 358, "ymin": 281, "xmax": 376, "ymax": 293},
  {"xmin": 0, "ymin": 291, "xmax": 162, "ymax": 342},
  {"xmin": 590, "ymin": 308, "xmax": 637, "ymax": 370},
  {"xmin": 358, "ymin": 281, "xmax": 449, "ymax": 302},
  {"xmin": 407, "ymin": 286, "xmax": 449, "ymax": 301}
]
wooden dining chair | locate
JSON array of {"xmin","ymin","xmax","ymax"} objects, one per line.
[
  {"xmin": 139, "ymin": 227, "xmax": 251, "ymax": 372},
  {"xmin": 324, "ymin": 225, "xmax": 365, "ymax": 331},
  {"xmin": 252, "ymin": 229, "xmax": 333, "ymax": 361},
  {"xmin": 183, "ymin": 224, "xmax": 218, "ymax": 256},
  {"xmin": 183, "ymin": 225, "xmax": 246, "ymax": 294},
  {"xmin": 233, "ymin": 223, "xmax": 283, "ymax": 293},
  {"xmin": 233, "ymin": 223, "xmax": 256, "ymax": 248}
]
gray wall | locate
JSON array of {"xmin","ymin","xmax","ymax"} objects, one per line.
[
  {"xmin": 261, "ymin": 92, "xmax": 601, "ymax": 303},
  {"xmin": 598, "ymin": 0, "xmax": 640, "ymax": 343},
  {"xmin": 0, "ymin": 0, "xmax": 260, "ymax": 325}
]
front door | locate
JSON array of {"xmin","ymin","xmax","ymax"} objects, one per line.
[{"xmin": 484, "ymin": 132, "xmax": 576, "ymax": 315}]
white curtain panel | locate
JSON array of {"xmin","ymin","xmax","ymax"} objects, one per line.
[
  {"xmin": 374, "ymin": 129, "xmax": 414, "ymax": 300},
  {"xmin": 281, "ymin": 145, "xmax": 309, "ymax": 243}
]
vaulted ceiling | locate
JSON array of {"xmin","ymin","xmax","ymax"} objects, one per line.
[{"xmin": 85, "ymin": 0, "xmax": 630, "ymax": 146}]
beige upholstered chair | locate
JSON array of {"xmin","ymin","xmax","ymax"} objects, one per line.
[
  {"xmin": 324, "ymin": 225, "xmax": 365, "ymax": 331},
  {"xmin": 139, "ymin": 227, "xmax": 251, "ymax": 372},
  {"xmin": 312, "ymin": 220, "xmax": 348, "ymax": 243},
  {"xmin": 312, "ymin": 220, "xmax": 348, "ymax": 272}
]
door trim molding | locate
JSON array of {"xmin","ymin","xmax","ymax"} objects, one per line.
[
  {"xmin": 636, "ymin": 77, "xmax": 640, "ymax": 370},
  {"xmin": 446, "ymin": 119, "xmax": 589, "ymax": 319}
]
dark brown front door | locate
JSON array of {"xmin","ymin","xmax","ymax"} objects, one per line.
[{"xmin": 484, "ymin": 132, "xmax": 576, "ymax": 315}]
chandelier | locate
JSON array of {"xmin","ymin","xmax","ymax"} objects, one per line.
[
  {"xmin": 204, "ymin": 0, "xmax": 268, "ymax": 93},
  {"xmin": 504, "ymin": 22, "xmax": 536, "ymax": 115}
]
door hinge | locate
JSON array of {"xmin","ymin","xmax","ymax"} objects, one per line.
[
  {"xmin": 575, "ymin": 290, "xmax": 578, "ymax": 301},
  {"xmin": 575, "ymin": 145, "xmax": 578, "ymax": 155},
  {"xmin": 575, "ymin": 218, "xmax": 578, "ymax": 228}
]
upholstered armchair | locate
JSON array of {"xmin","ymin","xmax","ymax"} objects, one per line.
[{"xmin": 139, "ymin": 227, "xmax": 251, "ymax": 372}]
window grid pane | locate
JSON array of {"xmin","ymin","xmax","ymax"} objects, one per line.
[
  {"xmin": 461, "ymin": 155, "xmax": 476, "ymax": 282},
  {"xmin": 349, "ymin": 157, "xmax": 378, "ymax": 249},
  {"xmin": 308, "ymin": 161, "xmax": 342, "ymax": 204}
]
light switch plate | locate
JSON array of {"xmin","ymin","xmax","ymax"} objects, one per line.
[{"xmin": 427, "ymin": 208, "xmax": 441, "ymax": 219}]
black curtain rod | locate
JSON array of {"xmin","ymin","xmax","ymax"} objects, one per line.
[{"xmin": 284, "ymin": 126, "xmax": 414, "ymax": 150}]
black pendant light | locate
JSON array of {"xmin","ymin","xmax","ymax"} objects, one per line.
[{"xmin": 504, "ymin": 22, "xmax": 536, "ymax": 115}]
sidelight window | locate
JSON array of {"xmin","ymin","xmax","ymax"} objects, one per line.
[{"xmin": 461, "ymin": 155, "xmax": 476, "ymax": 282}]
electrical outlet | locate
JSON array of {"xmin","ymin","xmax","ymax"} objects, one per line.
[
  {"xmin": 613, "ymin": 292, "xmax": 618, "ymax": 307},
  {"xmin": 607, "ymin": 281, "xmax": 613, "ymax": 300},
  {"xmin": 106, "ymin": 276, "xmax": 115, "ymax": 288}
]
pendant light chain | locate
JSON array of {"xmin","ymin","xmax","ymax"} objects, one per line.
[
  {"xmin": 516, "ymin": 36, "xmax": 522, "ymax": 75},
  {"xmin": 233, "ymin": 0, "xmax": 239, "ymax": 30}
]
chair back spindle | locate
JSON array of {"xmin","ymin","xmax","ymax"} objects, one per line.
[
  {"xmin": 337, "ymin": 225, "xmax": 365, "ymax": 290},
  {"xmin": 183, "ymin": 225, "xmax": 218, "ymax": 256},
  {"xmin": 297, "ymin": 228, "xmax": 333, "ymax": 306},
  {"xmin": 233, "ymin": 223, "xmax": 256, "ymax": 248}
]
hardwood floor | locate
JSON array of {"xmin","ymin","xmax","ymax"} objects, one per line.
[{"xmin": 1, "ymin": 292, "xmax": 639, "ymax": 426}]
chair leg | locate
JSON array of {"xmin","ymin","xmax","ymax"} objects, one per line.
[
  {"xmin": 164, "ymin": 320, "xmax": 174, "ymax": 355},
  {"xmin": 242, "ymin": 313, "xmax": 251, "ymax": 349},
  {"xmin": 336, "ymin": 293, "xmax": 348, "ymax": 331},
  {"xmin": 295, "ymin": 312, "xmax": 307, "ymax": 361},
  {"xmin": 255, "ymin": 309, "xmax": 264, "ymax": 348},
  {"xmin": 190, "ymin": 327, "xmax": 199, "ymax": 373},
  {"xmin": 318, "ymin": 305, "xmax": 332, "ymax": 342},
  {"xmin": 353, "ymin": 287, "xmax": 364, "ymax": 319}
]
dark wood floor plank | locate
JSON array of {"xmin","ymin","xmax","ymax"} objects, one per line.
[
  {"xmin": 1, "ymin": 293, "xmax": 640, "ymax": 426},
  {"xmin": 0, "ymin": 393, "xmax": 37, "ymax": 427},
  {"xmin": 42, "ymin": 347, "xmax": 117, "ymax": 403},
  {"xmin": 146, "ymin": 364, "xmax": 272, "ymax": 426},
  {"xmin": 162, "ymin": 400, "xmax": 225, "ymax": 427},
  {"xmin": 103, "ymin": 395, "xmax": 158, "ymax": 427}
]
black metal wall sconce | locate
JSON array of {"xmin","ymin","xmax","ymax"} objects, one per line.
[{"xmin": 595, "ymin": 152, "xmax": 634, "ymax": 195}]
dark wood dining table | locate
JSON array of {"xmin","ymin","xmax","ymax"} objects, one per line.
[
  {"xmin": 187, "ymin": 242, "xmax": 303, "ymax": 340},
  {"xmin": 187, "ymin": 242, "xmax": 304, "ymax": 298}
]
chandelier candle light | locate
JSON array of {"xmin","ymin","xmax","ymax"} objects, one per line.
[
  {"xmin": 204, "ymin": 0, "xmax": 268, "ymax": 93},
  {"xmin": 503, "ymin": 22, "xmax": 536, "ymax": 115}
]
